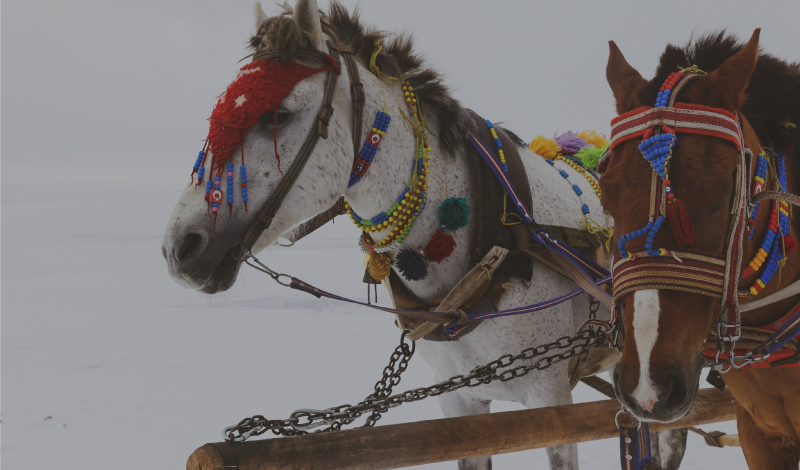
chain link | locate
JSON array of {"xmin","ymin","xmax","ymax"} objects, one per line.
[{"xmin": 222, "ymin": 327, "xmax": 607, "ymax": 443}]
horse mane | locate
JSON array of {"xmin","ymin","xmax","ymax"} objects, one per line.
[
  {"xmin": 641, "ymin": 31, "xmax": 800, "ymax": 152},
  {"xmin": 249, "ymin": 1, "xmax": 477, "ymax": 155}
]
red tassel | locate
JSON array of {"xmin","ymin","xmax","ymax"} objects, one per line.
[
  {"xmin": 424, "ymin": 230, "xmax": 456, "ymax": 263},
  {"xmin": 667, "ymin": 198, "xmax": 695, "ymax": 246},
  {"xmin": 784, "ymin": 235, "xmax": 797, "ymax": 253}
]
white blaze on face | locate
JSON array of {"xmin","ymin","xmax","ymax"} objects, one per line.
[{"xmin": 632, "ymin": 290, "xmax": 661, "ymax": 412}]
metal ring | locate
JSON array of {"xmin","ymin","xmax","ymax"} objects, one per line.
[
  {"xmin": 232, "ymin": 245, "xmax": 252, "ymax": 262},
  {"xmin": 275, "ymin": 273, "xmax": 293, "ymax": 287}
]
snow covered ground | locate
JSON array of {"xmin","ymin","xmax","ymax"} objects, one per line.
[{"xmin": 2, "ymin": 175, "xmax": 745, "ymax": 469}]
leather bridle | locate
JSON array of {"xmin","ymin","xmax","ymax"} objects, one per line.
[
  {"xmin": 601, "ymin": 71, "xmax": 800, "ymax": 352},
  {"xmin": 235, "ymin": 40, "xmax": 365, "ymax": 257}
]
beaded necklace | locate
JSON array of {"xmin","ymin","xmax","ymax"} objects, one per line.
[
  {"xmin": 347, "ymin": 70, "xmax": 470, "ymax": 282},
  {"xmin": 741, "ymin": 150, "xmax": 795, "ymax": 296}
]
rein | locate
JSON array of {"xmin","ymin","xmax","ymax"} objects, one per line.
[{"xmin": 236, "ymin": 41, "xmax": 364, "ymax": 258}]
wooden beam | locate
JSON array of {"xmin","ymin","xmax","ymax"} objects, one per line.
[{"xmin": 187, "ymin": 388, "xmax": 736, "ymax": 470}]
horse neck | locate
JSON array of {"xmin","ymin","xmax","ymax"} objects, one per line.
[
  {"xmin": 343, "ymin": 69, "xmax": 474, "ymax": 301},
  {"xmin": 739, "ymin": 119, "xmax": 800, "ymax": 326}
]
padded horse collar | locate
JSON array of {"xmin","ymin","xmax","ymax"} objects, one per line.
[{"xmin": 237, "ymin": 40, "xmax": 365, "ymax": 256}]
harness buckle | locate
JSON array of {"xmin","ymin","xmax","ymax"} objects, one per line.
[
  {"xmin": 318, "ymin": 103, "xmax": 335, "ymax": 138},
  {"xmin": 716, "ymin": 322, "xmax": 741, "ymax": 343}
]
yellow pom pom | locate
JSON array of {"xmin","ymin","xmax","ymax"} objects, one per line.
[
  {"xmin": 528, "ymin": 135, "xmax": 561, "ymax": 160},
  {"xmin": 366, "ymin": 251, "xmax": 392, "ymax": 281},
  {"xmin": 577, "ymin": 130, "xmax": 610, "ymax": 149}
]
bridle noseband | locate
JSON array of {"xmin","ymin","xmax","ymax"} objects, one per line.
[{"xmin": 236, "ymin": 40, "xmax": 365, "ymax": 257}]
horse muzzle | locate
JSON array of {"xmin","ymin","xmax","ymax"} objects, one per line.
[{"xmin": 163, "ymin": 227, "xmax": 242, "ymax": 294}]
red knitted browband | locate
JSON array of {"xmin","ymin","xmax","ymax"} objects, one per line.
[
  {"xmin": 205, "ymin": 57, "xmax": 339, "ymax": 172},
  {"xmin": 609, "ymin": 103, "xmax": 742, "ymax": 151}
]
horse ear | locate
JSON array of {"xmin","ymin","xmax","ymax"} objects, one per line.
[
  {"xmin": 293, "ymin": 0, "xmax": 324, "ymax": 50},
  {"xmin": 707, "ymin": 28, "xmax": 760, "ymax": 109},
  {"xmin": 254, "ymin": 1, "xmax": 268, "ymax": 30},
  {"xmin": 607, "ymin": 41, "xmax": 647, "ymax": 114}
]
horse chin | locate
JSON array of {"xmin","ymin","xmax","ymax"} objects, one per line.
[{"xmin": 199, "ymin": 247, "xmax": 242, "ymax": 294}]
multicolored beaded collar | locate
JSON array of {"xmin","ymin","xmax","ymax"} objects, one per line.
[
  {"xmin": 740, "ymin": 150, "xmax": 795, "ymax": 296},
  {"xmin": 345, "ymin": 68, "xmax": 471, "ymax": 282}
]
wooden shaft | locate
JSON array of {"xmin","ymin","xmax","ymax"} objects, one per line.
[{"xmin": 187, "ymin": 388, "xmax": 736, "ymax": 470}]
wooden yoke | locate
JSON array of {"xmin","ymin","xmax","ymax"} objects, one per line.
[{"xmin": 187, "ymin": 388, "xmax": 736, "ymax": 470}]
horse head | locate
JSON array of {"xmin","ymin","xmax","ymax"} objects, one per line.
[
  {"xmin": 601, "ymin": 30, "xmax": 762, "ymax": 422},
  {"xmin": 162, "ymin": 0, "xmax": 355, "ymax": 293}
]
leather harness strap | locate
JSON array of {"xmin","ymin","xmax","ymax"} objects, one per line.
[{"xmin": 238, "ymin": 41, "xmax": 365, "ymax": 256}]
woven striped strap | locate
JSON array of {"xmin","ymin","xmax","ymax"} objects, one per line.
[
  {"xmin": 609, "ymin": 103, "xmax": 743, "ymax": 151},
  {"xmin": 612, "ymin": 248, "xmax": 727, "ymax": 301}
]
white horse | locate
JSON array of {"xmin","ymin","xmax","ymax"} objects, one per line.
[{"xmin": 162, "ymin": 2, "xmax": 687, "ymax": 468}]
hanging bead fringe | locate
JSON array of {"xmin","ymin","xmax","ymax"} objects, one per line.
[
  {"xmin": 424, "ymin": 229, "xmax": 456, "ymax": 263},
  {"xmin": 667, "ymin": 198, "xmax": 695, "ymax": 246},
  {"xmin": 396, "ymin": 248, "xmax": 428, "ymax": 281}
]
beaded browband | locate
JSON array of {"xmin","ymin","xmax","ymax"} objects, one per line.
[{"xmin": 604, "ymin": 69, "xmax": 751, "ymax": 345}]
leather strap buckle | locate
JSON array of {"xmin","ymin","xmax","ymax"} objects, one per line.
[{"xmin": 318, "ymin": 103, "xmax": 335, "ymax": 138}]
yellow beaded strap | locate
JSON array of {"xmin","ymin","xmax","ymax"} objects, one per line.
[{"xmin": 555, "ymin": 156, "xmax": 602, "ymax": 199}]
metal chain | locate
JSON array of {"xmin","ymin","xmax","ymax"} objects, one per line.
[{"xmin": 222, "ymin": 327, "xmax": 607, "ymax": 443}]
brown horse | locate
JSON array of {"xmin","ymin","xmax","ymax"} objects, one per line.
[{"xmin": 602, "ymin": 29, "xmax": 800, "ymax": 468}]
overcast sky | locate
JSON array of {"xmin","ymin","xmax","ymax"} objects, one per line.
[{"xmin": 3, "ymin": 0, "xmax": 798, "ymax": 183}]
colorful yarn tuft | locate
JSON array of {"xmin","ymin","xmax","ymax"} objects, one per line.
[
  {"xmin": 553, "ymin": 131, "xmax": 589, "ymax": 154},
  {"xmin": 366, "ymin": 251, "xmax": 393, "ymax": 281},
  {"xmin": 424, "ymin": 228, "xmax": 456, "ymax": 263},
  {"xmin": 206, "ymin": 59, "xmax": 338, "ymax": 169},
  {"xmin": 528, "ymin": 135, "xmax": 561, "ymax": 160},
  {"xmin": 439, "ymin": 197, "xmax": 470, "ymax": 230},
  {"xmin": 666, "ymin": 196, "xmax": 695, "ymax": 246},
  {"xmin": 784, "ymin": 235, "xmax": 797, "ymax": 253},
  {"xmin": 577, "ymin": 130, "xmax": 609, "ymax": 149},
  {"xmin": 574, "ymin": 145, "xmax": 607, "ymax": 172},
  {"xmin": 396, "ymin": 248, "xmax": 428, "ymax": 281}
]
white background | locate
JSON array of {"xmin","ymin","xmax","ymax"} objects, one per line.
[{"xmin": 4, "ymin": 1, "xmax": 798, "ymax": 468}]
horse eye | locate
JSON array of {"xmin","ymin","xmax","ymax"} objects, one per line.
[{"xmin": 259, "ymin": 109, "xmax": 290, "ymax": 126}]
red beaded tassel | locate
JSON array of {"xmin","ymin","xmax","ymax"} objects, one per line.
[{"xmin": 665, "ymin": 179, "xmax": 695, "ymax": 246}]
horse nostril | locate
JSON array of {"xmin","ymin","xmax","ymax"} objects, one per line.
[
  {"xmin": 662, "ymin": 373, "xmax": 688, "ymax": 410},
  {"xmin": 177, "ymin": 233, "xmax": 204, "ymax": 262}
]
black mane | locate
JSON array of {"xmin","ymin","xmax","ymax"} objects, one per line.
[
  {"xmin": 643, "ymin": 31, "xmax": 800, "ymax": 152},
  {"xmin": 249, "ymin": 2, "xmax": 477, "ymax": 154}
]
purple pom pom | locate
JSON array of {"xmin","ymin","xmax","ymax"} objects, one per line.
[{"xmin": 554, "ymin": 131, "xmax": 589, "ymax": 154}]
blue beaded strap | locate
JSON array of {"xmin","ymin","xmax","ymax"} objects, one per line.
[
  {"xmin": 240, "ymin": 165, "xmax": 249, "ymax": 204},
  {"xmin": 348, "ymin": 111, "xmax": 392, "ymax": 187},
  {"xmin": 191, "ymin": 150, "xmax": 206, "ymax": 182},
  {"xmin": 754, "ymin": 152, "xmax": 791, "ymax": 289},
  {"xmin": 748, "ymin": 152, "xmax": 769, "ymax": 239},
  {"xmin": 226, "ymin": 162, "xmax": 234, "ymax": 205},
  {"xmin": 545, "ymin": 159, "xmax": 591, "ymax": 215}
]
